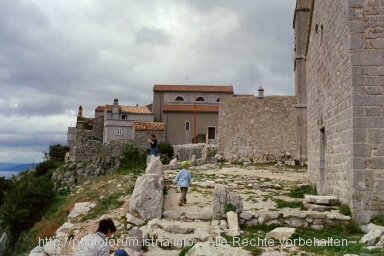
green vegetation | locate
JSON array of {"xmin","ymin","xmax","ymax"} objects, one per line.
[
  {"xmin": 371, "ymin": 210, "xmax": 384, "ymax": 226},
  {"xmin": 179, "ymin": 245, "xmax": 194, "ymax": 256},
  {"xmin": 273, "ymin": 198, "xmax": 303, "ymax": 209},
  {"xmin": 236, "ymin": 222, "xmax": 383, "ymax": 256},
  {"xmin": 225, "ymin": 203, "xmax": 236, "ymax": 213},
  {"xmin": 157, "ymin": 141, "xmax": 174, "ymax": 164},
  {"xmin": 81, "ymin": 192, "xmax": 124, "ymax": 221},
  {"xmin": 339, "ymin": 204, "xmax": 352, "ymax": 216},
  {"xmin": 288, "ymin": 185, "xmax": 317, "ymax": 198},
  {"xmin": 120, "ymin": 143, "xmax": 147, "ymax": 171}
]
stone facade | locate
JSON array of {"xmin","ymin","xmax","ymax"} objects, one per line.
[
  {"xmin": 152, "ymin": 85, "xmax": 234, "ymax": 145},
  {"xmin": 217, "ymin": 96, "xmax": 297, "ymax": 162},
  {"xmin": 300, "ymin": 0, "xmax": 384, "ymax": 223}
]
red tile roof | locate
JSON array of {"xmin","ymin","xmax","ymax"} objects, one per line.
[
  {"xmin": 153, "ymin": 84, "xmax": 234, "ymax": 93},
  {"xmin": 134, "ymin": 121, "xmax": 166, "ymax": 131},
  {"xmin": 95, "ymin": 105, "xmax": 152, "ymax": 114},
  {"xmin": 162, "ymin": 104, "xmax": 219, "ymax": 112}
]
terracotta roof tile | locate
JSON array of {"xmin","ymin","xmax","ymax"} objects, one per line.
[
  {"xmin": 162, "ymin": 104, "xmax": 219, "ymax": 112},
  {"xmin": 153, "ymin": 84, "xmax": 234, "ymax": 93},
  {"xmin": 95, "ymin": 105, "xmax": 152, "ymax": 114},
  {"xmin": 134, "ymin": 121, "xmax": 166, "ymax": 131}
]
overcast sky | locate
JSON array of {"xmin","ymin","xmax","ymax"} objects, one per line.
[{"xmin": 0, "ymin": 0, "xmax": 296, "ymax": 164}]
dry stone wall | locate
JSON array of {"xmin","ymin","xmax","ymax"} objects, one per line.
[{"xmin": 217, "ymin": 96, "xmax": 297, "ymax": 162}]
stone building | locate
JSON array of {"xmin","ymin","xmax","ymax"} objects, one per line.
[
  {"xmin": 152, "ymin": 84, "xmax": 234, "ymax": 145},
  {"xmin": 295, "ymin": 0, "xmax": 384, "ymax": 223},
  {"xmin": 97, "ymin": 98, "xmax": 155, "ymax": 143},
  {"xmin": 217, "ymin": 91, "xmax": 297, "ymax": 162}
]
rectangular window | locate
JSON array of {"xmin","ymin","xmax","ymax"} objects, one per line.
[
  {"xmin": 208, "ymin": 127, "xmax": 215, "ymax": 139},
  {"xmin": 122, "ymin": 115, "xmax": 127, "ymax": 120},
  {"xmin": 117, "ymin": 128, "xmax": 122, "ymax": 135}
]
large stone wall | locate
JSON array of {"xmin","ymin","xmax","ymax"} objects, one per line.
[
  {"xmin": 217, "ymin": 96, "xmax": 297, "ymax": 162},
  {"xmin": 305, "ymin": 0, "xmax": 384, "ymax": 223}
]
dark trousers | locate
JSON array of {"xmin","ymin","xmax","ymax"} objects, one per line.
[{"xmin": 180, "ymin": 187, "xmax": 188, "ymax": 203}]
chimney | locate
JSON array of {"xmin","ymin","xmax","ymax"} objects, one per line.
[
  {"xmin": 257, "ymin": 87, "xmax": 265, "ymax": 99},
  {"xmin": 112, "ymin": 98, "xmax": 119, "ymax": 115}
]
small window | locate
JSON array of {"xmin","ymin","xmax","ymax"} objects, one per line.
[
  {"xmin": 175, "ymin": 96, "xmax": 184, "ymax": 101},
  {"xmin": 117, "ymin": 128, "xmax": 122, "ymax": 135},
  {"xmin": 122, "ymin": 115, "xmax": 127, "ymax": 120},
  {"xmin": 196, "ymin": 97, "xmax": 205, "ymax": 102},
  {"xmin": 185, "ymin": 121, "xmax": 190, "ymax": 131},
  {"xmin": 216, "ymin": 98, "xmax": 220, "ymax": 102}
]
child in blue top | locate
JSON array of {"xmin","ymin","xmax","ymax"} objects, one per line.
[{"xmin": 173, "ymin": 161, "xmax": 192, "ymax": 206}]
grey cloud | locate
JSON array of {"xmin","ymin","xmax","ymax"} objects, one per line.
[{"xmin": 134, "ymin": 27, "xmax": 171, "ymax": 46}]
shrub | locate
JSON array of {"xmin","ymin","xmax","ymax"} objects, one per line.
[
  {"xmin": 120, "ymin": 144, "xmax": 147, "ymax": 170},
  {"xmin": 1, "ymin": 175, "xmax": 55, "ymax": 237},
  {"xmin": 157, "ymin": 142, "xmax": 174, "ymax": 164},
  {"xmin": 289, "ymin": 185, "xmax": 317, "ymax": 198},
  {"xmin": 339, "ymin": 204, "xmax": 352, "ymax": 216},
  {"xmin": 224, "ymin": 203, "xmax": 236, "ymax": 213}
]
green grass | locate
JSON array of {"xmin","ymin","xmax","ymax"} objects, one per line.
[
  {"xmin": 81, "ymin": 192, "xmax": 124, "ymax": 221},
  {"xmin": 339, "ymin": 204, "xmax": 351, "ymax": 216},
  {"xmin": 371, "ymin": 214, "xmax": 384, "ymax": 226},
  {"xmin": 288, "ymin": 186, "xmax": 317, "ymax": 198},
  {"xmin": 274, "ymin": 199, "xmax": 303, "ymax": 209},
  {"xmin": 237, "ymin": 222, "xmax": 383, "ymax": 256},
  {"xmin": 290, "ymin": 222, "xmax": 383, "ymax": 255}
]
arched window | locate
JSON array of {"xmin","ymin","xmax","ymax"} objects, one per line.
[
  {"xmin": 196, "ymin": 97, "xmax": 205, "ymax": 102},
  {"xmin": 216, "ymin": 98, "xmax": 220, "ymax": 102},
  {"xmin": 185, "ymin": 121, "xmax": 190, "ymax": 131},
  {"xmin": 175, "ymin": 96, "xmax": 184, "ymax": 101}
]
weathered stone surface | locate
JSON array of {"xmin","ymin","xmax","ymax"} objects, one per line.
[
  {"xmin": 164, "ymin": 224, "xmax": 194, "ymax": 234},
  {"xmin": 126, "ymin": 213, "xmax": 145, "ymax": 226},
  {"xmin": 360, "ymin": 228, "xmax": 383, "ymax": 246},
  {"xmin": 126, "ymin": 227, "xmax": 143, "ymax": 252},
  {"xmin": 220, "ymin": 219, "xmax": 228, "ymax": 230},
  {"xmin": 193, "ymin": 229, "xmax": 211, "ymax": 242},
  {"xmin": 186, "ymin": 241, "xmax": 252, "ymax": 256},
  {"xmin": 162, "ymin": 211, "xmax": 183, "ymax": 220},
  {"xmin": 303, "ymin": 200, "xmax": 328, "ymax": 212},
  {"xmin": 213, "ymin": 185, "xmax": 243, "ymax": 219},
  {"xmin": 225, "ymin": 211, "xmax": 240, "ymax": 237},
  {"xmin": 239, "ymin": 211, "xmax": 255, "ymax": 221},
  {"xmin": 185, "ymin": 211, "xmax": 212, "ymax": 220},
  {"xmin": 68, "ymin": 202, "xmax": 96, "ymax": 219},
  {"xmin": 146, "ymin": 155, "xmax": 163, "ymax": 175},
  {"xmin": 129, "ymin": 174, "xmax": 164, "ymax": 220},
  {"xmin": 43, "ymin": 239, "xmax": 60, "ymax": 255},
  {"xmin": 304, "ymin": 195, "xmax": 340, "ymax": 205},
  {"xmin": 266, "ymin": 227, "xmax": 296, "ymax": 240}
]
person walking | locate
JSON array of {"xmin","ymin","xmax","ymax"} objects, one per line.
[{"xmin": 173, "ymin": 161, "xmax": 192, "ymax": 206}]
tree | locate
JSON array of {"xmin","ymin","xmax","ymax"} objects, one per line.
[
  {"xmin": 47, "ymin": 144, "xmax": 70, "ymax": 162},
  {"xmin": 0, "ymin": 175, "xmax": 55, "ymax": 236}
]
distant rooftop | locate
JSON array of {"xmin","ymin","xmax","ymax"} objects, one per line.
[
  {"xmin": 95, "ymin": 105, "xmax": 152, "ymax": 114},
  {"xmin": 134, "ymin": 121, "xmax": 165, "ymax": 131},
  {"xmin": 153, "ymin": 84, "xmax": 234, "ymax": 93}
]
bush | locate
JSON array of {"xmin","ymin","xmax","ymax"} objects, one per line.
[
  {"xmin": 339, "ymin": 204, "xmax": 352, "ymax": 216},
  {"xmin": 34, "ymin": 160, "xmax": 58, "ymax": 178},
  {"xmin": 120, "ymin": 144, "xmax": 147, "ymax": 170},
  {"xmin": 157, "ymin": 142, "xmax": 174, "ymax": 164},
  {"xmin": 289, "ymin": 185, "xmax": 317, "ymax": 198},
  {"xmin": 1, "ymin": 175, "xmax": 55, "ymax": 237}
]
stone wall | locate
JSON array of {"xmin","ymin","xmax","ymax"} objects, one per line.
[
  {"xmin": 305, "ymin": 0, "xmax": 384, "ymax": 223},
  {"xmin": 217, "ymin": 96, "xmax": 297, "ymax": 162}
]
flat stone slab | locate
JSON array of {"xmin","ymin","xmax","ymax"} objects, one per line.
[
  {"xmin": 304, "ymin": 195, "xmax": 339, "ymax": 205},
  {"xmin": 266, "ymin": 227, "xmax": 296, "ymax": 240}
]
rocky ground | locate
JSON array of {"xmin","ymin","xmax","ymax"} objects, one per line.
[{"xmin": 30, "ymin": 162, "xmax": 383, "ymax": 256}]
